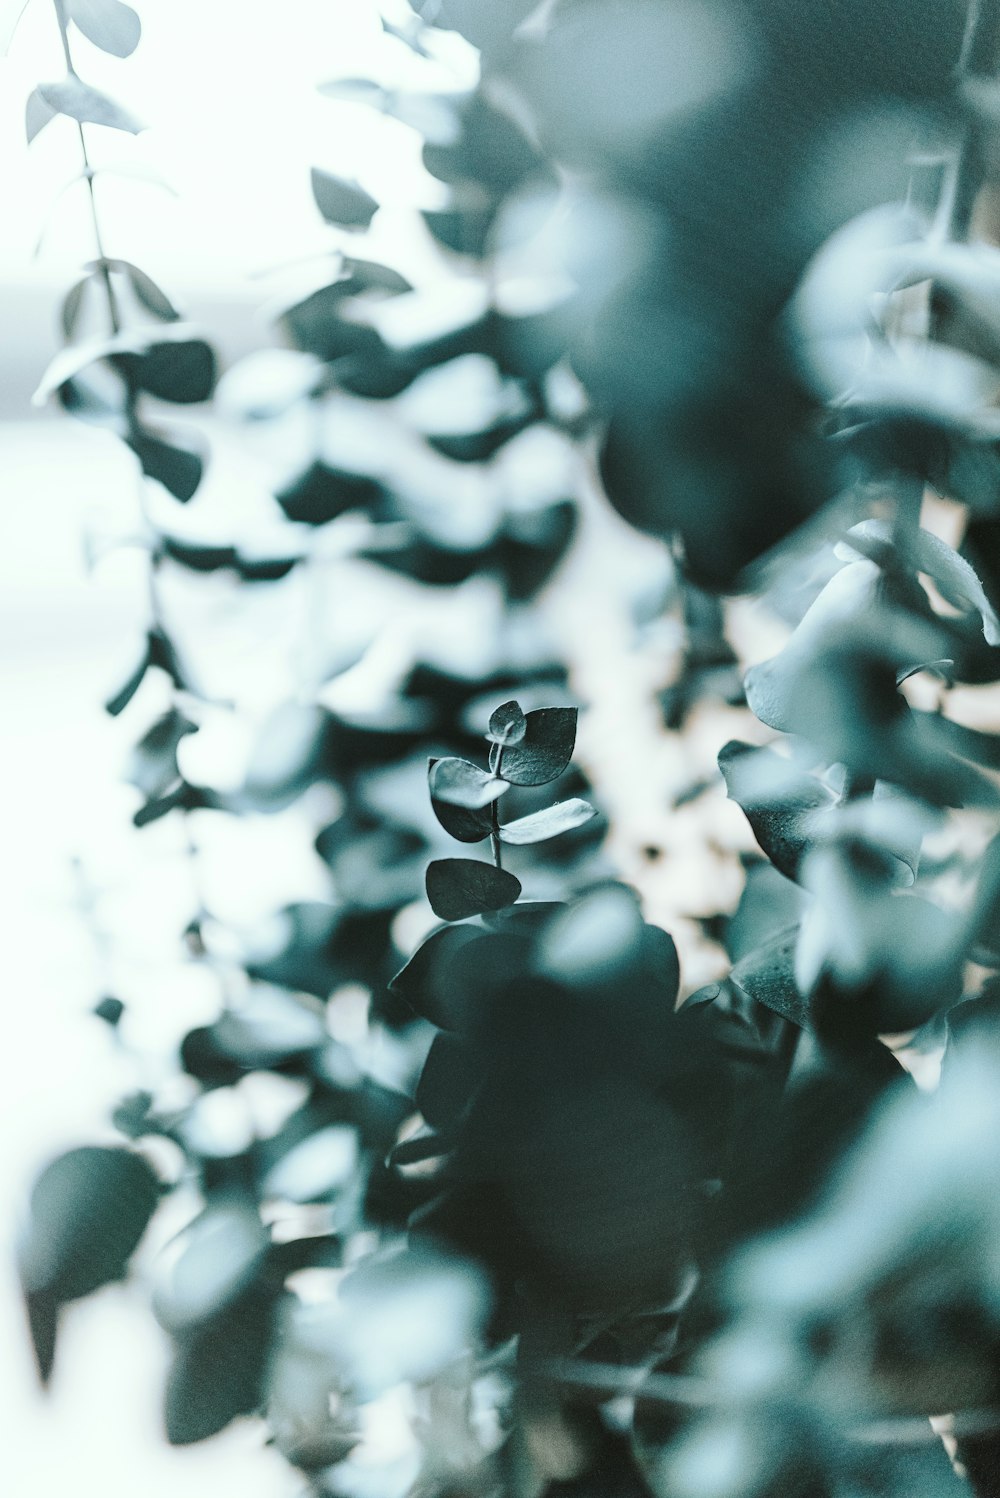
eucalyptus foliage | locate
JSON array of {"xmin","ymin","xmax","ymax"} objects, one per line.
[{"xmin": 17, "ymin": 2, "xmax": 1000, "ymax": 1497}]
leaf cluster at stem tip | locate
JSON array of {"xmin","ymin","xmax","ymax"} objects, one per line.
[{"xmin": 424, "ymin": 701, "xmax": 596, "ymax": 921}]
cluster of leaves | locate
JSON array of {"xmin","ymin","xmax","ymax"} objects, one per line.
[{"xmin": 23, "ymin": 3, "xmax": 1000, "ymax": 1498}]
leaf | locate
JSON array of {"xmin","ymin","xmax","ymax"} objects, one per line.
[
  {"xmin": 36, "ymin": 76, "xmax": 143, "ymax": 133},
  {"xmin": 426, "ymin": 759, "xmax": 494, "ymax": 844},
  {"xmin": 499, "ymin": 798, "xmax": 598, "ymax": 846},
  {"xmin": 487, "ymin": 699, "xmax": 526, "ymax": 746},
  {"xmin": 61, "ymin": 278, "xmax": 89, "ymax": 339},
  {"xmin": 127, "ymin": 708, "xmax": 197, "ymax": 799},
  {"xmin": 67, "ymin": 0, "xmax": 141, "ymax": 57},
  {"xmin": 429, "ymin": 756, "xmax": 509, "ymax": 809},
  {"xmin": 845, "ymin": 519, "xmax": 1000, "ymax": 645},
  {"xmin": 260, "ymin": 1125, "xmax": 358, "ymax": 1203},
  {"xmin": 25, "ymin": 86, "xmax": 57, "ymax": 144},
  {"xmin": 128, "ymin": 335, "xmax": 217, "ymax": 404},
  {"xmin": 499, "ymin": 706, "xmax": 578, "ymax": 786},
  {"xmin": 425, "ymin": 858, "xmax": 521, "ymax": 921},
  {"xmin": 310, "ymin": 167, "xmax": 378, "ymax": 229},
  {"xmin": 100, "ymin": 258, "xmax": 179, "ymax": 321},
  {"xmin": 718, "ymin": 741, "xmax": 834, "ymax": 884},
  {"xmin": 165, "ymin": 1292, "xmax": 275, "ymax": 1445},
  {"xmin": 730, "ymin": 925, "xmax": 809, "ymax": 1028},
  {"xmin": 388, "ymin": 923, "xmax": 485, "ymax": 1029},
  {"xmin": 24, "ymin": 1291, "xmax": 57, "ymax": 1385},
  {"xmin": 104, "ymin": 637, "xmax": 150, "ymax": 715},
  {"xmin": 19, "ymin": 1146, "xmax": 159, "ymax": 1305},
  {"xmin": 153, "ymin": 1202, "xmax": 268, "ymax": 1334},
  {"xmin": 415, "ymin": 1033, "xmax": 481, "ymax": 1129},
  {"xmin": 126, "ymin": 427, "xmax": 204, "ymax": 501}
]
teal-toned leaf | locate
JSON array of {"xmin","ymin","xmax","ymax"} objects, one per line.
[
  {"xmin": 68, "ymin": 0, "xmax": 141, "ymax": 57},
  {"xmin": 487, "ymin": 699, "xmax": 526, "ymax": 746},
  {"xmin": 126, "ymin": 427, "xmax": 204, "ymax": 501},
  {"xmin": 37, "ymin": 76, "xmax": 143, "ymax": 133},
  {"xmin": 499, "ymin": 798, "xmax": 597, "ymax": 845},
  {"xmin": 425, "ymin": 858, "xmax": 521, "ymax": 921},
  {"xmin": 25, "ymin": 85, "xmax": 57, "ymax": 143},
  {"xmin": 429, "ymin": 756, "xmax": 509, "ymax": 809},
  {"xmin": 311, "ymin": 167, "xmax": 378, "ymax": 229},
  {"xmin": 500, "ymin": 706, "xmax": 578, "ymax": 786}
]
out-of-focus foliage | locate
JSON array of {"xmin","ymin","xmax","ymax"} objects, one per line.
[{"xmin": 19, "ymin": 1, "xmax": 1000, "ymax": 1497}]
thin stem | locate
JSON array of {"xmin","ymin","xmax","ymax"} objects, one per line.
[
  {"xmin": 490, "ymin": 746, "xmax": 504, "ymax": 869},
  {"xmin": 52, "ymin": 0, "xmax": 122, "ymax": 333}
]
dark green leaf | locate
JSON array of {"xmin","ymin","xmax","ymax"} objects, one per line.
[
  {"xmin": 25, "ymin": 1291, "xmax": 57, "ymax": 1385},
  {"xmin": 388, "ymin": 923, "xmax": 486, "ymax": 1029},
  {"xmin": 415, "ymin": 1033, "xmax": 481, "ymax": 1129},
  {"xmin": 425, "ymin": 858, "xmax": 521, "ymax": 921},
  {"xmin": 165, "ymin": 1291, "xmax": 275, "ymax": 1445},
  {"xmin": 718, "ymin": 740, "xmax": 834, "ymax": 884},
  {"xmin": 499, "ymin": 798, "xmax": 597, "ymax": 845},
  {"xmin": 126, "ymin": 428, "xmax": 204, "ymax": 501},
  {"xmin": 311, "ymin": 167, "xmax": 378, "ymax": 229},
  {"xmin": 500, "ymin": 706, "xmax": 578, "ymax": 786},
  {"xmin": 730, "ymin": 925, "xmax": 809, "ymax": 1028},
  {"xmin": 19, "ymin": 1146, "xmax": 159, "ymax": 1304},
  {"xmin": 93, "ymin": 995, "xmax": 125, "ymax": 1026},
  {"xmin": 68, "ymin": 0, "xmax": 141, "ymax": 57},
  {"xmin": 487, "ymin": 699, "xmax": 525, "ymax": 746},
  {"xmin": 127, "ymin": 336, "xmax": 217, "ymax": 404},
  {"xmin": 429, "ymin": 756, "xmax": 508, "ymax": 809},
  {"xmin": 37, "ymin": 76, "xmax": 143, "ymax": 133},
  {"xmin": 104, "ymin": 638, "xmax": 150, "ymax": 715},
  {"xmin": 127, "ymin": 707, "xmax": 197, "ymax": 800}
]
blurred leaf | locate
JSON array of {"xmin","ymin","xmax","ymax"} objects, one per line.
[
  {"xmin": 153, "ymin": 1200, "xmax": 268, "ymax": 1334},
  {"xmin": 99, "ymin": 258, "xmax": 179, "ymax": 321},
  {"xmin": 61, "ymin": 277, "xmax": 89, "ymax": 338},
  {"xmin": 311, "ymin": 167, "xmax": 378, "ymax": 229},
  {"xmin": 68, "ymin": 0, "xmax": 141, "ymax": 57},
  {"xmin": 488, "ymin": 699, "xmax": 526, "ymax": 746},
  {"xmin": 36, "ymin": 76, "xmax": 143, "ymax": 133},
  {"xmin": 19, "ymin": 1146, "xmax": 159, "ymax": 1304},
  {"xmin": 416, "ymin": 1032, "xmax": 481, "ymax": 1128},
  {"xmin": 93, "ymin": 995, "xmax": 125, "ymax": 1026},
  {"xmin": 165, "ymin": 1290, "xmax": 275, "ymax": 1444},
  {"xmin": 845, "ymin": 518, "xmax": 1000, "ymax": 645},
  {"xmin": 422, "ymin": 203, "xmax": 494, "ymax": 258},
  {"xmin": 388, "ymin": 923, "xmax": 486, "ymax": 1029},
  {"xmin": 499, "ymin": 798, "xmax": 597, "ymax": 845},
  {"xmin": 125, "ymin": 334, "xmax": 217, "ymax": 404},
  {"xmin": 501, "ymin": 707, "xmax": 578, "ymax": 786},
  {"xmin": 718, "ymin": 740, "xmax": 834, "ymax": 883},
  {"xmin": 126, "ymin": 427, "xmax": 204, "ymax": 501},
  {"xmin": 261, "ymin": 1125, "xmax": 358, "ymax": 1203},
  {"xmin": 425, "ymin": 858, "xmax": 521, "ymax": 920},
  {"xmin": 24, "ymin": 1291, "xmax": 57, "ymax": 1385},
  {"xmin": 25, "ymin": 86, "xmax": 58, "ymax": 143},
  {"xmin": 126, "ymin": 707, "xmax": 197, "ymax": 799},
  {"xmin": 275, "ymin": 460, "xmax": 386, "ymax": 525}
]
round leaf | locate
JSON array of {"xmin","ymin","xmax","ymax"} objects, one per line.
[
  {"xmin": 500, "ymin": 706, "xmax": 578, "ymax": 786},
  {"xmin": 425, "ymin": 858, "xmax": 521, "ymax": 921}
]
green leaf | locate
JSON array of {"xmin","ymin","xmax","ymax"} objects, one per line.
[
  {"xmin": 152, "ymin": 1201, "xmax": 268, "ymax": 1334},
  {"xmin": 100, "ymin": 258, "xmax": 179, "ymax": 321},
  {"xmin": 845, "ymin": 519, "xmax": 1000, "ymax": 645},
  {"xmin": 499, "ymin": 798, "xmax": 597, "ymax": 845},
  {"xmin": 388, "ymin": 923, "xmax": 485, "ymax": 1029},
  {"xmin": 36, "ymin": 76, "xmax": 143, "ymax": 133},
  {"xmin": 165, "ymin": 1291, "xmax": 275, "ymax": 1445},
  {"xmin": 718, "ymin": 740, "xmax": 834, "ymax": 884},
  {"xmin": 126, "ymin": 427, "xmax": 204, "ymax": 501},
  {"xmin": 67, "ymin": 0, "xmax": 141, "ymax": 57},
  {"xmin": 499, "ymin": 706, "xmax": 578, "ymax": 786},
  {"xmin": 730, "ymin": 925, "xmax": 809, "ymax": 1028},
  {"xmin": 429, "ymin": 756, "xmax": 509, "ymax": 809},
  {"xmin": 425, "ymin": 858, "xmax": 521, "ymax": 921},
  {"xmin": 427, "ymin": 758, "xmax": 494, "ymax": 843},
  {"xmin": 127, "ymin": 707, "xmax": 197, "ymax": 799},
  {"xmin": 311, "ymin": 167, "xmax": 378, "ymax": 229},
  {"xmin": 415, "ymin": 1033, "xmax": 480, "ymax": 1128},
  {"xmin": 19, "ymin": 1146, "xmax": 159, "ymax": 1305},
  {"xmin": 127, "ymin": 335, "xmax": 217, "ymax": 404},
  {"xmin": 25, "ymin": 86, "xmax": 57, "ymax": 143},
  {"xmin": 104, "ymin": 637, "xmax": 150, "ymax": 715},
  {"xmin": 487, "ymin": 699, "xmax": 526, "ymax": 746}
]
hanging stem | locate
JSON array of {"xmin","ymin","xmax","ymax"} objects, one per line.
[{"xmin": 490, "ymin": 746, "xmax": 505, "ymax": 869}]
